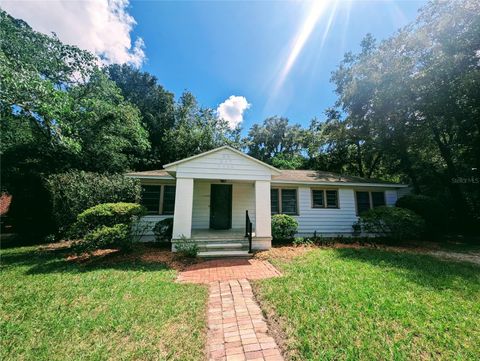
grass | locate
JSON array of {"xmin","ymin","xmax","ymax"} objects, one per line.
[
  {"xmin": 255, "ymin": 248, "xmax": 480, "ymax": 361},
  {"xmin": 0, "ymin": 245, "xmax": 207, "ymax": 361}
]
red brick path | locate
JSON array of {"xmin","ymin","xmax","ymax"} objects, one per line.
[
  {"xmin": 206, "ymin": 280, "xmax": 284, "ymax": 361},
  {"xmin": 177, "ymin": 259, "xmax": 281, "ymax": 284}
]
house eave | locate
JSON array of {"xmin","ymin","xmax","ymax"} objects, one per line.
[{"xmin": 270, "ymin": 180, "xmax": 408, "ymax": 188}]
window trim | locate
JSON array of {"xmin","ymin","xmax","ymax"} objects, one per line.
[
  {"xmin": 310, "ymin": 188, "xmax": 339, "ymax": 209},
  {"xmin": 141, "ymin": 184, "xmax": 176, "ymax": 215},
  {"xmin": 354, "ymin": 190, "xmax": 386, "ymax": 215},
  {"xmin": 271, "ymin": 187, "xmax": 299, "ymax": 215}
]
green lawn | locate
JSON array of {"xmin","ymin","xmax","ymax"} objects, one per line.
[
  {"xmin": 0, "ymin": 245, "xmax": 207, "ymax": 361},
  {"xmin": 255, "ymin": 248, "xmax": 480, "ymax": 361}
]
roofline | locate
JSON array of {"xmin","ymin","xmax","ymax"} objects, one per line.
[
  {"xmin": 125, "ymin": 174, "xmax": 174, "ymax": 180},
  {"xmin": 162, "ymin": 145, "xmax": 281, "ymax": 174},
  {"xmin": 271, "ymin": 180, "xmax": 408, "ymax": 188}
]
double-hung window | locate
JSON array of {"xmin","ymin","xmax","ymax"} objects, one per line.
[
  {"xmin": 271, "ymin": 188, "xmax": 298, "ymax": 215},
  {"xmin": 355, "ymin": 191, "xmax": 385, "ymax": 215},
  {"xmin": 141, "ymin": 185, "xmax": 176, "ymax": 215},
  {"xmin": 311, "ymin": 189, "xmax": 339, "ymax": 208}
]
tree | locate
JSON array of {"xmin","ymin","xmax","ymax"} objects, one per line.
[
  {"xmin": 329, "ymin": 0, "xmax": 480, "ymax": 230},
  {"xmin": 0, "ymin": 11, "xmax": 149, "ymax": 237},
  {"xmin": 245, "ymin": 116, "xmax": 306, "ymax": 165},
  {"xmin": 163, "ymin": 91, "xmax": 241, "ymax": 162},
  {"xmin": 106, "ymin": 64, "xmax": 175, "ymax": 169}
]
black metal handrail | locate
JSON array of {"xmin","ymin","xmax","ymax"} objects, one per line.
[{"xmin": 245, "ymin": 210, "xmax": 253, "ymax": 253}]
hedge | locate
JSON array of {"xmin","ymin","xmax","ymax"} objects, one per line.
[{"xmin": 46, "ymin": 170, "xmax": 141, "ymax": 234}]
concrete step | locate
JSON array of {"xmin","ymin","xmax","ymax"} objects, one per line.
[
  {"xmin": 191, "ymin": 238, "xmax": 248, "ymax": 243},
  {"xmin": 197, "ymin": 250, "xmax": 251, "ymax": 258},
  {"xmin": 205, "ymin": 243, "xmax": 244, "ymax": 249}
]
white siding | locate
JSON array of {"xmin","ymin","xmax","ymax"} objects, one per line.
[
  {"xmin": 293, "ymin": 187, "xmax": 357, "ymax": 236},
  {"xmin": 192, "ymin": 181, "xmax": 256, "ymax": 230},
  {"xmin": 175, "ymin": 149, "xmax": 273, "ymax": 181},
  {"xmin": 134, "ymin": 215, "xmax": 172, "ymax": 241},
  {"xmin": 385, "ymin": 190, "xmax": 398, "ymax": 206},
  {"xmin": 232, "ymin": 183, "xmax": 256, "ymax": 229}
]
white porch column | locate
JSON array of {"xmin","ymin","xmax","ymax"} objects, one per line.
[
  {"xmin": 172, "ymin": 178, "xmax": 194, "ymax": 240},
  {"xmin": 254, "ymin": 180, "xmax": 272, "ymax": 250}
]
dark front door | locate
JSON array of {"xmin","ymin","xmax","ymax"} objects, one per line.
[{"xmin": 210, "ymin": 184, "xmax": 232, "ymax": 230}]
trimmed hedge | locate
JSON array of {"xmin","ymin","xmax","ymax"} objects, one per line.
[
  {"xmin": 72, "ymin": 202, "xmax": 146, "ymax": 237},
  {"xmin": 73, "ymin": 224, "xmax": 130, "ymax": 254},
  {"xmin": 356, "ymin": 206, "xmax": 425, "ymax": 242},
  {"xmin": 272, "ymin": 214, "xmax": 298, "ymax": 242},
  {"xmin": 46, "ymin": 171, "xmax": 141, "ymax": 235}
]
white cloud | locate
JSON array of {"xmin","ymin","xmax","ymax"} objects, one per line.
[
  {"xmin": 0, "ymin": 0, "xmax": 145, "ymax": 67},
  {"xmin": 216, "ymin": 95, "xmax": 251, "ymax": 129}
]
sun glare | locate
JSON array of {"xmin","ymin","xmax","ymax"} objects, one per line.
[{"xmin": 266, "ymin": 0, "xmax": 341, "ymax": 112}]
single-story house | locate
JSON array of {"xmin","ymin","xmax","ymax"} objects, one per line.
[{"xmin": 126, "ymin": 146, "xmax": 407, "ymax": 257}]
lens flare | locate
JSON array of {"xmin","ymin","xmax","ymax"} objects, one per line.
[{"xmin": 276, "ymin": 0, "xmax": 331, "ymax": 92}]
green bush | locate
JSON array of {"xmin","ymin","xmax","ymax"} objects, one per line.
[
  {"xmin": 174, "ymin": 236, "xmax": 198, "ymax": 258},
  {"xmin": 72, "ymin": 202, "xmax": 145, "ymax": 237},
  {"xmin": 271, "ymin": 214, "xmax": 299, "ymax": 242},
  {"xmin": 153, "ymin": 218, "xmax": 174, "ymax": 242},
  {"xmin": 73, "ymin": 224, "xmax": 130, "ymax": 254},
  {"xmin": 293, "ymin": 237, "xmax": 313, "ymax": 246},
  {"xmin": 396, "ymin": 194, "xmax": 448, "ymax": 236},
  {"xmin": 356, "ymin": 206, "xmax": 425, "ymax": 242},
  {"xmin": 46, "ymin": 171, "xmax": 141, "ymax": 235}
]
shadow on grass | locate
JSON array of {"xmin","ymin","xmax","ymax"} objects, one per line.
[
  {"xmin": 1, "ymin": 246, "xmax": 171, "ymax": 275},
  {"xmin": 333, "ymin": 248, "xmax": 480, "ymax": 291}
]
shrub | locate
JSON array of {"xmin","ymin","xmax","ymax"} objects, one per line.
[
  {"xmin": 356, "ymin": 206, "xmax": 425, "ymax": 242},
  {"xmin": 153, "ymin": 218, "xmax": 174, "ymax": 242},
  {"xmin": 293, "ymin": 237, "xmax": 313, "ymax": 246},
  {"xmin": 73, "ymin": 224, "xmax": 130, "ymax": 254},
  {"xmin": 271, "ymin": 214, "xmax": 298, "ymax": 242},
  {"xmin": 46, "ymin": 171, "xmax": 141, "ymax": 235},
  {"xmin": 72, "ymin": 202, "xmax": 146, "ymax": 237},
  {"xmin": 174, "ymin": 236, "xmax": 198, "ymax": 258},
  {"xmin": 396, "ymin": 194, "xmax": 448, "ymax": 236}
]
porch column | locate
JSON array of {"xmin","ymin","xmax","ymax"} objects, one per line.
[
  {"xmin": 254, "ymin": 180, "xmax": 272, "ymax": 250},
  {"xmin": 172, "ymin": 178, "xmax": 194, "ymax": 240}
]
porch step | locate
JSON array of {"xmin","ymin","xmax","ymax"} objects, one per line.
[
  {"xmin": 205, "ymin": 243, "xmax": 244, "ymax": 249},
  {"xmin": 197, "ymin": 250, "xmax": 251, "ymax": 258}
]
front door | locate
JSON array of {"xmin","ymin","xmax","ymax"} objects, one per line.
[{"xmin": 210, "ymin": 184, "xmax": 232, "ymax": 229}]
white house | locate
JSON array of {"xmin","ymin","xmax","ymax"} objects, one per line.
[{"xmin": 126, "ymin": 146, "xmax": 407, "ymax": 257}]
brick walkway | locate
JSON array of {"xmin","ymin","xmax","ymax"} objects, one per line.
[
  {"xmin": 177, "ymin": 258, "xmax": 281, "ymax": 284},
  {"xmin": 207, "ymin": 280, "xmax": 283, "ymax": 361}
]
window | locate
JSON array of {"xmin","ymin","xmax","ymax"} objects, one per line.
[
  {"xmin": 141, "ymin": 185, "xmax": 176, "ymax": 215},
  {"xmin": 326, "ymin": 190, "xmax": 338, "ymax": 208},
  {"xmin": 371, "ymin": 192, "xmax": 385, "ymax": 207},
  {"xmin": 271, "ymin": 188, "xmax": 298, "ymax": 215},
  {"xmin": 162, "ymin": 185, "xmax": 176, "ymax": 215},
  {"xmin": 355, "ymin": 191, "xmax": 385, "ymax": 214},
  {"xmin": 271, "ymin": 189, "xmax": 280, "ymax": 214},
  {"xmin": 281, "ymin": 189, "xmax": 297, "ymax": 215},
  {"xmin": 312, "ymin": 190, "xmax": 324, "ymax": 208},
  {"xmin": 311, "ymin": 189, "xmax": 339, "ymax": 208},
  {"xmin": 356, "ymin": 191, "xmax": 370, "ymax": 215},
  {"xmin": 141, "ymin": 185, "xmax": 161, "ymax": 214}
]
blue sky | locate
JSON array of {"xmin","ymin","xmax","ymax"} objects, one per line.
[
  {"xmin": 129, "ymin": 0, "xmax": 426, "ymax": 131},
  {"xmin": 2, "ymin": 0, "xmax": 426, "ymax": 131}
]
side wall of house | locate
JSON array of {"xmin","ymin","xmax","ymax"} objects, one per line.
[{"xmin": 290, "ymin": 187, "xmax": 399, "ymax": 237}]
